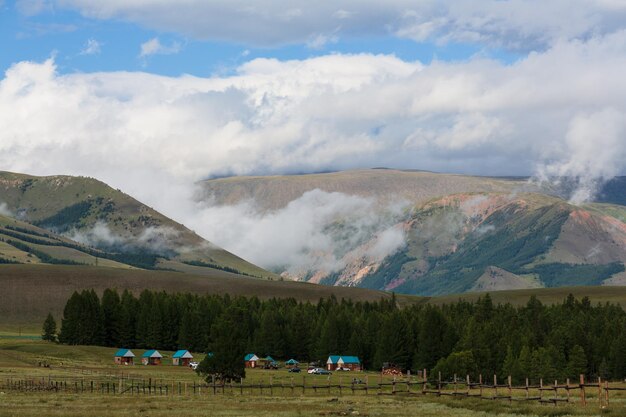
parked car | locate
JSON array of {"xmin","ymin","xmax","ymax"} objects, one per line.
[
  {"xmin": 189, "ymin": 361, "xmax": 199, "ymax": 370},
  {"xmin": 307, "ymin": 367, "xmax": 319, "ymax": 374},
  {"xmin": 317, "ymin": 369, "xmax": 332, "ymax": 375},
  {"xmin": 336, "ymin": 367, "xmax": 351, "ymax": 371},
  {"xmin": 263, "ymin": 362, "xmax": 279, "ymax": 370},
  {"xmin": 288, "ymin": 367, "xmax": 301, "ymax": 373},
  {"xmin": 310, "ymin": 368, "xmax": 332, "ymax": 375}
]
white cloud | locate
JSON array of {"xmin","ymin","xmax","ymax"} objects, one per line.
[
  {"xmin": 306, "ymin": 31, "xmax": 339, "ymax": 50},
  {"xmin": 15, "ymin": 0, "xmax": 51, "ymax": 16},
  {"xmin": 139, "ymin": 37, "xmax": 181, "ymax": 58},
  {"xmin": 0, "ymin": 32, "xmax": 626, "ymax": 263},
  {"xmin": 45, "ymin": 1, "xmax": 626, "ymax": 50},
  {"xmin": 191, "ymin": 190, "xmax": 408, "ymax": 273},
  {"xmin": 0, "ymin": 202, "xmax": 13, "ymax": 217},
  {"xmin": 80, "ymin": 38, "xmax": 102, "ymax": 55}
]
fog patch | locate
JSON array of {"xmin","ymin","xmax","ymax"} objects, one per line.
[
  {"xmin": 188, "ymin": 189, "xmax": 410, "ymax": 275},
  {"xmin": 66, "ymin": 221, "xmax": 180, "ymax": 256},
  {"xmin": 533, "ymin": 109, "xmax": 626, "ymax": 204},
  {"xmin": 0, "ymin": 202, "xmax": 13, "ymax": 217},
  {"xmin": 474, "ymin": 224, "xmax": 496, "ymax": 236}
]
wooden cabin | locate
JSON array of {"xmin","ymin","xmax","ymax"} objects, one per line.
[
  {"xmin": 172, "ymin": 350, "xmax": 193, "ymax": 366},
  {"xmin": 285, "ymin": 359, "xmax": 299, "ymax": 369},
  {"xmin": 327, "ymin": 355, "xmax": 362, "ymax": 371},
  {"xmin": 244, "ymin": 353, "xmax": 259, "ymax": 368},
  {"xmin": 114, "ymin": 348, "xmax": 135, "ymax": 365},
  {"xmin": 141, "ymin": 349, "xmax": 163, "ymax": 365}
]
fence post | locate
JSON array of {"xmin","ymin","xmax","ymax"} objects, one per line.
[
  {"xmin": 241, "ymin": 377, "xmax": 244, "ymax": 395},
  {"xmin": 437, "ymin": 372, "xmax": 442, "ymax": 396},
  {"xmin": 365, "ymin": 375, "xmax": 369, "ymax": 395},
  {"xmin": 566, "ymin": 378, "xmax": 570, "ymax": 402},
  {"xmin": 494, "ymin": 375, "xmax": 497, "ymax": 399},
  {"xmin": 605, "ymin": 380, "xmax": 609, "ymax": 406},
  {"xmin": 423, "ymin": 369, "xmax": 427, "ymax": 394},
  {"xmin": 554, "ymin": 380, "xmax": 558, "ymax": 406},
  {"xmin": 212, "ymin": 375, "xmax": 216, "ymax": 395},
  {"xmin": 525, "ymin": 378, "xmax": 529, "ymax": 400},
  {"xmin": 466, "ymin": 375, "xmax": 470, "ymax": 396},
  {"xmin": 598, "ymin": 377, "xmax": 602, "ymax": 408},
  {"xmin": 580, "ymin": 374, "xmax": 586, "ymax": 406},
  {"xmin": 508, "ymin": 376, "xmax": 512, "ymax": 402},
  {"xmin": 479, "ymin": 374, "xmax": 483, "ymax": 398},
  {"xmin": 453, "ymin": 374, "xmax": 457, "ymax": 396}
]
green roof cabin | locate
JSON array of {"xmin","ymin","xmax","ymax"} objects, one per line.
[
  {"xmin": 172, "ymin": 350, "xmax": 193, "ymax": 366},
  {"xmin": 114, "ymin": 349, "xmax": 135, "ymax": 365},
  {"xmin": 285, "ymin": 359, "xmax": 299, "ymax": 368},
  {"xmin": 141, "ymin": 350, "xmax": 163, "ymax": 365},
  {"xmin": 327, "ymin": 355, "xmax": 362, "ymax": 371},
  {"xmin": 244, "ymin": 353, "xmax": 259, "ymax": 368}
]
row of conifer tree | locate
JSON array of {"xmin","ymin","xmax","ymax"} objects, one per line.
[{"xmin": 49, "ymin": 289, "xmax": 626, "ymax": 382}]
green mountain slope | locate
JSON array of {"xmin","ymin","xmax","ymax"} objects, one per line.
[
  {"xmin": 199, "ymin": 169, "xmax": 626, "ymax": 295},
  {"xmin": 0, "ymin": 172, "xmax": 274, "ymax": 279}
]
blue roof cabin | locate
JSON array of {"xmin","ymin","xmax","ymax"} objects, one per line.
[
  {"xmin": 141, "ymin": 350, "xmax": 163, "ymax": 365},
  {"xmin": 327, "ymin": 355, "xmax": 362, "ymax": 371},
  {"xmin": 285, "ymin": 358, "xmax": 299, "ymax": 368},
  {"xmin": 244, "ymin": 353, "xmax": 259, "ymax": 368},
  {"xmin": 172, "ymin": 350, "xmax": 194, "ymax": 366},
  {"xmin": 114, "ymin": 348, "xmax": 135, "ymax": 365}
]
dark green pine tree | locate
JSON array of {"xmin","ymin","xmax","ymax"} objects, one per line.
[
  {"xmin": 82, "ymin": 290, "xmax": 105, "ymax": 345},
  {"xmin": 101, "ymin": 288, "xmax": 121, "ymax": 347},
  {"xmin": 178, "ymin": 307, "xmax": 202, "ymax": 352},
  {"xmin": 58, "ymin": 291, "xmax": 82, "ymax": 344},
  {"xmin": 42, "ymin": 313, "xmax": 57, "ymax": 342},
  {"xmin": 502, "ymin": 345, "xmax": 522, "ymax": 384},
  {"xmin": 135, "ymin": 290, "xmax": 153, "ymax": 348},
  {"xmin": 610, "ymin": 331, "xmax": 626, "ymax": 379},
  {"xmin": 566, "ymin": 345, "xmax": 587, "ymax": 379},
  {"xmin": 118, "ymin": 290, "xmax": 138, "ymax": 348},
  {"xmin": 255, "ymin": 308, "xmax": 285, "ymax": 357},
  {"xmin": 373, "ymin": 311, "xmax": 412, "ymax": 371},
  {"xmin": 414, "ymin": 307, "xmax": 454, "ymax": 371},
  {"xmin": 197, "ymin": 306, "xmax": 249, "ymax": 382},
  {"xmin": 518, "ymin": 345, "xmax": 532, "ymax": 379}
]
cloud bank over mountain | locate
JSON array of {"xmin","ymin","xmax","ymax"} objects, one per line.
[
  {"xmin": 2, "ymin": 3, "xmax": 626, "ymax": 263},
  {"xmin": 1, "ymin": 35, "xmax": 625, "ymax": 196},
  {"xmin": 43, "ymin": 0, "xmax": 626, "ymax": 50}
]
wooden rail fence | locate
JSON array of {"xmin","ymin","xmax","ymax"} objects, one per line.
[{"xmin": 0, "ymin": 371, "xmax": 618, "ymax": 408}]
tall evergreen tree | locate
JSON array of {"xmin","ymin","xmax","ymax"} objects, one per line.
[
  {"xmin": 101, "ymin": 289, "xmax": 121, "ymax": 347},
  {"xmin": 566, "ymin": 345, "xmax": 587, "ymax": 379},
  {"xmin": 42, "ymin": 313, "xmax": 57, "ymax": 342},
  {"xmin": 197, "ymin": 306, "xmax": 248, "ymax": 382}
]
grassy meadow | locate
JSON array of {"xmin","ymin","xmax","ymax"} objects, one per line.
[{"xmin": 1, "ymin": 338, "xmax": 626, "ymax": 416}]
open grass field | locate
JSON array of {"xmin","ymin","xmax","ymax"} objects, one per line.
[
  {"xmin": 0, "ymin": 264, "xmax": 405, "ymax": 332},
  {"xmin": 0, "ymin": 339, "xmax": 625, "ymax": 416},
  {"xmin": 429, "ymin": 286, "xmax": 626, "ymax": 309},
  {"xmin": 3, "ymin": 263, "xmax": 626, "ymax": 333}
]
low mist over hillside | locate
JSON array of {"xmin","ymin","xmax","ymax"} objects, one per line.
[
  {"xmin": 197, "ymin": 169, "xmax": 626, "ymax": 295},
  {"xmin": 0, "ymin": 171, "xmax": 274, "ymax": 279}
]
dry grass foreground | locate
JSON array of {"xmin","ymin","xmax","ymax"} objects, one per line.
[
  {"xmin": 0, "ymin": 393, "xmax": 623, "ymax": 417},
  {"xmin": 1, "ymin": 339, "xmax": 625, "ymax": 416}
]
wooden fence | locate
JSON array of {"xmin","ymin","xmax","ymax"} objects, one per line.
[{"xmin": 1, "ymin": 371, "xmax": 622, "ymax": 408}]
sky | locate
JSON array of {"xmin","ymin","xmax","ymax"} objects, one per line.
[{"xmin": 1, "ymin": 1, "xmax": 626, "ymax": 267}]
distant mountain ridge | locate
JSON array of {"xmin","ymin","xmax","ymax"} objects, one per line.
[
  {"xmin": 0, "ymin": 171, "xmax": 274, "ymax": 279},
  {"xmin": 199, "ymin": 169, "xmax": 626, "ymax": 295}
]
